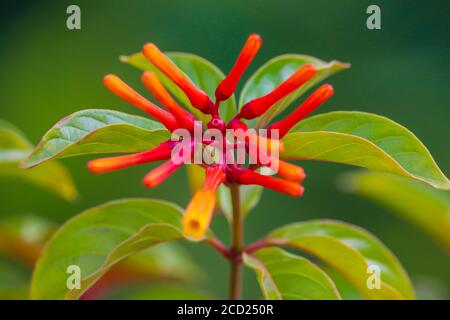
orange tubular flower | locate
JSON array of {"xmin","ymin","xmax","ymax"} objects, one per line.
[
  {"xmin": 87, "ymin": 141, "xmax": 174, "ymax": 174},
  {"xmin": 230, "ymin": 168, "xmax": 304, "ymax": 197},
  {"xmin": 237, "ymin": 64, "xmax": 317, "ymax": 120},
  {"xmin": 183, "ymin": 166, "xmax": 226, "ymax": 240},
  {"xmin": 141, "ymin": 72, "xmax": 195, "ymax": 130},
  {"xmin": 142, "ymin": 43, "xmax": 214, "ymax": 114},
  {"xmin": 89, "ymin": 34, "xmax": 337, "ymax": 240},
  {"xmin": 277, "ymin": 160, "xmax": 306, "ymax": 183},
  {"xmin": 143, "ymin": 160, "xmax": 182, "ymax": 188},
  {"xmin": 268, "ymin": 84, "xmax": 335, "ymax": 138},
  {"xmin": 103, "ymin": 74, "xmax": 178, "ymax": 131},
  {"xmin": 215, "ymin": 34, "xmax": 262, "ymax": 103}
]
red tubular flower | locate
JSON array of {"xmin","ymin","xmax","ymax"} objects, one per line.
[
  {"xmin": 268, "ymin": 84, "xmax": 335, "ymax": 138},
  {"xmin": 227, "ymin": 118, "xmax": 249, "ymax": 131},
  {"xmin": 143, "ymin": 160, "xmax": 182, "ymax": 188},
  {"xmin": 142, "ymin": 43, "xmax": 214, "ymax": 114},
  {"xmin": 141, "ymin": 71, "xmax": 195, "ymax": 130},
  {"xmin": 207, "ymin": 116, "xmax": 226, "ymax": 131},
  {"xmin": 215, "ymin": 34, "xmax": 262, "ymax": 102},
  {"xmin": 236, "ymin": 64, "xmax": 317, "ymax": 120},
  {"xmin": 103, "ymin": 74, "xmax": 178, "ymax": 131},
  {"xmin": 230, "ymin": 168, "xmax": 303, "ymax": 197},
  {"xmin": 87, "ymin": 141, "xmax": 174, "ymax": 174},
  {"xmin": 183, "ymin": 166, "xmax": 226, "ymax": 240}
]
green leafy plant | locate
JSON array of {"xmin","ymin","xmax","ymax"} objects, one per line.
[
  {"xmin": 21, "ymin": 34, "xmax": 449, "ymax": 300},
  {"xmin": 0, "ymin": 211, "xmax": 204, "ymax": 300},
  {"xmin": 0, "ymin": 120, "xmax": 202, "ymax": 300}
]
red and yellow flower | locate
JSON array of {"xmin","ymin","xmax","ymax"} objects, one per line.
[{"xmin": 87, "ymin": 34, "xmax": 334, "ymax": 240}]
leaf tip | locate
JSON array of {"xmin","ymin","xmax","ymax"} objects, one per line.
[
  {"xmin": 64, "ymin": 189, "xmax": 80, "ymax": 203},
  {"xmin": 336, "ymin": 61, "xmax": 351, "ymax": 69},
  {"xmin": 18, "ymin": 157, "xmax": 35, "ymax": 169},
  {"xmin": 119, "ymin": 55, "xmax": 130, "ymax": 63},
  {"xmin": 336, "ymin": 172, "xmax": 359, "ymax": 193}
]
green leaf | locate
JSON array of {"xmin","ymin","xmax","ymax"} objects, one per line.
[
  {"xmin": 340, "ymin": 171, "xmax": 450, "ymax": 252},
  {"xmin": 0, "ymin": 119, "xmax": 31, "ymax": 162},
  {"xmin": 243, "ymin": 247, "xmax": 341, "ymax": 300},
  {"xmin": 0, "ymin": 120, "xmax": 78, "ymax": 201},
  {"xmin": 0, "ymin": 162, "xmax": 78, "ymax": 202},
  {"xmin": 282, "ymin": 111, "xmax": 450, "ymax": 190},
  {"xmin": 79, "ymin": 243, "xmax": 203, "ymax": 299},
  {"xmin": 0, "ymin": 216, "xmax": 199, "ymax": 299},
  {"xmin": 30, "ymin": 198, "xmax": 185, "ymax": 300},
  {"xmin": 268, "ymin": 220, "xmax": 415, "ymax": 299},
  {"xmin": 320, "ymin": 266, "xmax": 362, "ymax": 300},
  {"xmin": 218, "ymin": 185, "xmax": 263, "ymax": 221},
  {"xmin": 239, "ymin": 54, "xmax": 349, "ymax": 128},
  {"xmin": 22, "ymin": 109, "xmax": 170, "ymax": 168},
  {"xmin": 122, "ymin": 52, "xmax": 236, "ymax": 123},
  {"xmin": 120, "ymin": 243, "xmax": 201, "ymax": 282}
]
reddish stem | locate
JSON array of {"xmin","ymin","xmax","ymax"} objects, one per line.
[
  {"xmin": 245, "ymin": 237, "xmax": 285, "ymax": 254},
  {"xmin": 204, "ymin": 236, "xmax": 231, "ymax": 260}
]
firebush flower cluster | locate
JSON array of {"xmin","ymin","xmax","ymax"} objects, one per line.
[{"xmin": 87, "ymin": 34, "xmax": 334, "ymax": 239}]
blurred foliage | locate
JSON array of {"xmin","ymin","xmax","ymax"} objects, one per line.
[
  {"xmin": 107, "ymin": 283, "xmax": 212, "ymax": 300},
  {"xmin": 0, "ymin": 119, "xmax": 78, "ymax": 201},
  {"xmin": 0, "ymin": 0, "xmax": 449, "ymax": 298},
  {"xmin": 341, "ymin": 171, "xmax": 450, "ymax": 252},
  {"xmin": 0, "ymin": 212, "xmax": 205, "ymax": 299}
]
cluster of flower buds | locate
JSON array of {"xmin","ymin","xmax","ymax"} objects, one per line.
[{"xmin": 88, "ymin": 34, "xmax": 334, "ymax": 239}]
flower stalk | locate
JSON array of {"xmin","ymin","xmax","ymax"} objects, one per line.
[{"xmin": 229, "ymin": 183, "xmax": 244, "ymax": 300}]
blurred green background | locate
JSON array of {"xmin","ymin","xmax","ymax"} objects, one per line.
[{"xmin": 0, "ymin": 0, "xmax": 449, "ymax": 299}]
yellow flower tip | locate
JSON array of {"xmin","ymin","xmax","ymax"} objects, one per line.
[
  {"xmin": 182, "ymin": 190, "xmax": 216, "ymax": 240},
  {"xmin": 183, "ymin": 218, "xmax": 205, "ymax": 241},
  {"xmin": 87, "ymin": 158, "xmax": 107, "ymax": 174}
]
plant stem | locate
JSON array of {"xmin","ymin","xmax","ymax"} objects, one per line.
[
  {"xmin": 229, "ymin": 183, "xmax": 243, "ymax": 300},
  {"xmin": 204, "ymin": 236, "xmax": 231, "ymax": 260}
]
